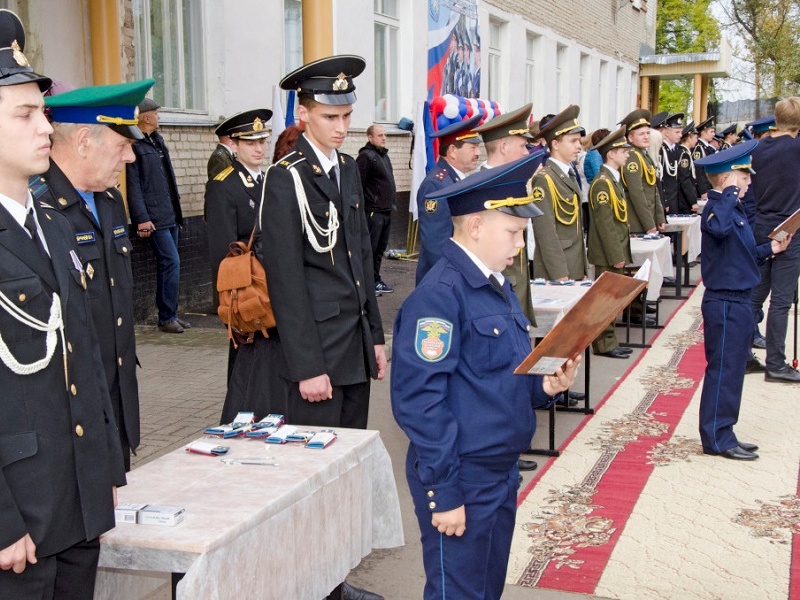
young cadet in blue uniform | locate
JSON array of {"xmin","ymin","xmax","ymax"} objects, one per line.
[
  {"xmin": 0, "ymin": 11, "xmax": 126, "ymax": 597},
  {"xmin": 40, "ymin": 79, "xmax": 155, "ymax": 471},
  {"xmin": 392, "ymin": 153, "xmax": 579, "ymax": 599},
  {"xmin": 696, "ymin": 140, "xmax": 791, "ymax": 460},
  {"xmin": 415, "ymin": 114, "xmax": 481, "ymax": 285}
]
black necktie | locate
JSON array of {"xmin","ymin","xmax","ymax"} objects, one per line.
[
  {"xmin": 489, "ymin": 274, "xmax": 504, "ymax": 292},
  {"xmin": 328, "ymin": 167, "xmax": 338, "ymax": 190},
  {"xmin": 256, "ymin": 172, "xmax": 263, "ymax": 186},
  {"xmin": 25, "ymin": 208, "xmax": 50, "ymax": 261}
]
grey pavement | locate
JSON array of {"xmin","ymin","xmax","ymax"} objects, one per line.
[{"xmin": 131, "ymin": 259, "xmax": 696, "ymax": 599}]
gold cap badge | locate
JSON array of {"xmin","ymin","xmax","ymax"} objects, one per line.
[
  {"xmin": 253, "ymin": 118, "xmax": 264, "ymax": 132},
  {"xmin": 11, "ymin": 40, "xmax": 28, "ymax": 67},
  {"xmin": 332, "ymin": 73, "xmax": 349, "ymax": 92}
]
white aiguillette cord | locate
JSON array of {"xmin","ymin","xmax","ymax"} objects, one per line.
[{"xmin": 0, "ymin": 290, "xmax": 67, "ymax": 386}]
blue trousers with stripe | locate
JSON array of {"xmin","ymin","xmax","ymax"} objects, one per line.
[
  {"xmin": 699, "ymin": 291, "xmax": 753, "ymax": 454},
  {"xmin": 406, "ymin": 449, "xmax": 519, "ymax": 600}
]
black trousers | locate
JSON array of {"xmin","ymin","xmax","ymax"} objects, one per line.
[
  {"xmin": 287, "ymin": 380, "xmax": 371, "ymax": 429},
  {"xmin": 367, "ymin": 211, "xmax": 391, "ymax": 282},
  {"xmin": 0, "ymin": 538, "xmax": 100, "ymax": 600}
]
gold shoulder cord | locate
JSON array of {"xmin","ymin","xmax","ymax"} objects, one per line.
[
  {"xmin": 638, "ymin": 151, "xmax": 657, "ymax": 186},
  {"xmin": 543, "ymin": 172, "xmax": 579, "ymax": 227},
  {"xmin": 605, "ymin": 179, "xmax": 628, "ymax": 223}
]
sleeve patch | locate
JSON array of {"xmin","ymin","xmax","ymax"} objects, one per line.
[
  {"xmin": 415, "ymin": 318, "xmax": 453, "ymax": 362},
  {"xmin": 531, "ymin": 187, "xmax": 545, "ymax": 202},
  {"xmin": 425, "ymin": 199, "xmax": 438, "ymax": 214},
  {"xmin": 596, "ymin": 191, "xmax": 609, "ymax": 204},
  {"xmin": 627, "ymin": 162, "xmax": 639, "ymax": 173},
  {"xmin": 680, "ymin": 158, "xmax": 689, "ymax": 168}
]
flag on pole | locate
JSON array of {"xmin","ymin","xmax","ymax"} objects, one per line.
[
  {"xmin": 285, "ymin": 90, "xmax": 296, "ymax": 128},
  {"xmin": 410, "ymin": 100, "xmax": 434, "ymax": 221},
  {"xmin": 269, "ymin": 85, "xmax": 286, "ymax": 164}
]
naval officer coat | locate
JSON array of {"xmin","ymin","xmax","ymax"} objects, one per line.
[
  {"xmin": 204, "ymin": 160, "xmax": 261, "ymax": 298},
  {"xmin": 622, "ymin": 147, "xmax": 666, "ymax": 233},
  {"xmin": 415, "ymin": 157, "xmax": 461, "ymax": 285},
  {"xmin": 0, "ymin": 199, "xmax": 125, "ymax": 559},
  {"xmin": 258, "ymin": 134, "xmax": 385, "ymax": 387},
  {"xmin": 530, "ymin": 158, "xmax": 587, "ymax": 280},
  {"xmin": 37, "ymin": 160, "xmax": 140, "ymax": 463}
]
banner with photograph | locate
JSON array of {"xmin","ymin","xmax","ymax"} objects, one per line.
[{"xmin": 427, "ymin": 0, "xmax": 480, "ymax": 99}]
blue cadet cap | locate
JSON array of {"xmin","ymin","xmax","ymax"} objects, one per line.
[
  {"xmin": 694, "ymin": 138, "xmax": 758, "ymax": 175},
  {"xmin": 739, "ymin": 128, "xmax": 754, "ymax": 141},
  {"xmin": 431, "ymin": 113, "xmax": 482, "ymax": 145},
  {"xmin": 664, "ymin": 113, "xmax": 685, "ymax": 128},
  {"xmin": 745, "ymin": 115, "xmax": 776, "ymax": 134},
  {"xmin": 426, "ymin": 151, "xmax": 546, "ymax": 219},
  {"xmin": 46, "ymin": 78, "xmax": 156, "ymax": 140}
]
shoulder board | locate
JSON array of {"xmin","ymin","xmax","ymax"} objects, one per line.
[
  {"xmin": 433, "ymin": 167, "xmax": 449, "ymax": 181},
  {"xmin": 277, "ymin": 154, "xmax": 306, "ymax": 170},
  {"xmin": 214, "ymin": 166, "xmax": 235, "ymax": 181},
  {"xmin": 339, "ymin": 152, "xmax": 354, "ymax": 164},
  {"xmin": 28, "ymin": 174, "xmax": 50, "ymax": 201}
]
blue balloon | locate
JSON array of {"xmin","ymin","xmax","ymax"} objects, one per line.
[
  {"xmin": 437, "ymin": 114, "xmax": 450, "ymax": 130},
  {"xmin": 458, "ymin": 101, "xmax": 468, "ymax": 117}
]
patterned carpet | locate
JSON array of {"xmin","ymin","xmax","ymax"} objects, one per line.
[{"xmin": 506, "ymin": 284, "xmax": 800, "ymax": 599}]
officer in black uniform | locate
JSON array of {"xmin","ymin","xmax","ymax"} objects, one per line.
[
  {"xmin": 205, "ymin": 108, "xmax": 272, "ymax": 390},
  {"xmin": 41, "ymin": 79, "xmax": 155, "ymax": 471},
  {"xmin": 693, "ymin": 117, "xmax": 715, "ymax": 197},
  {"xmin": 696, "ymin": 140, "xmax": 791, "ymax": 460},
  {"xmin": 205, "ymin": 108, "xmax": 273, "ymax": 303},
  {"xmin": 415, "ymin": 114, "xmax": 482, "ymax": 284},
  {"xmin": 676, "ymin": 120, "xmax": 699, "ymax": 213},
  {"xmin": 659, "ymin": 113, "xmax": 685, "ymax": 214},
  {"xmin": 0, "ymin": 11, "xmax": 126, "ymax": 597},
  {"xmin": 261, "ymin": 54, "xmax": 386, "ymax": 600}
]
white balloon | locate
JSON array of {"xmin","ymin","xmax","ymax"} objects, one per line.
[{"xmin": 443, "ymin": 101, "xmax": 459, "ymax": 119}]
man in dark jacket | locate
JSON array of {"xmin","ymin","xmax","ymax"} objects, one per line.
[
  {"xmin": 41, "ymin": 79, "xmax": 154, "ymax": 471},
  {"xmin": 356, "ymin": 124, "xmax": 396, "ymax": 294},
  {"xmin": 0, "ymin": 12, "xmax": 126, "ymax": 596},
  {"xmin": 126, "ymin": 98, "xmax": 189, "ymax": 333}
]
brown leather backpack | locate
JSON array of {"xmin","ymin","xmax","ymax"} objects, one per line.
[
  {"xmin": 216, "ymin": 228, "xmax": 275, "ymax": 348},
  {"xmin": 216, "ymin": 167, "xmax": 276, "ymax": 348}
]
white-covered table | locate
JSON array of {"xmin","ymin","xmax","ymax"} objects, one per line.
[
  {"xmin": 529, "ymin": 283, "xmax": 591, "ymax": 338},
  {"xmin": 95, "ymin": 429, "xmax": 403, "ymax": 600},
  {"xmin": 628, "ymin": 235, "xmax": 673, "ymax": 301},
  {"xmin": 665, "ymin": 214, "xmax": 702, "ymax": 263}
]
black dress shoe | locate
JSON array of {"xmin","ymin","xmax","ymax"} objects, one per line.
[
  {"xmin": 176, "ymin": 317, "xmax": 192, "ymax": 329},
  {"xmin": 629, "ymin": 316, "xmax": 656, "ymax": 327},
  {"xmin": 518, "ymin": 458, "xmax": 538, "ymax": 471},
  {"xmin": 617, "ymin": 347, "xmax": 634, "ymax": 354},
  {"xmin": 745, "ymin": 357, "xmax": 765, "ymax": 374},
  {"xmin": 714, "ymin": 446, "xmax": 759, "ymax": 461},
  {"xmin": 598, "ymin": 347, "xmax": 630, "ymax": 359},
  {"xmin": 342, "ymin": 582, "xmax": 384, "ymax": 600},
  {"xmin": 738, "ymin": 441, "xmax": 759, "ymax": 452},
  {"xmin": 765, "ymin": 364, "xmax": 800, "ymax": 383},
  {"xmin": 568, "ymin": 391, "xmax": 585, "ymax": 400},
  {"xmin": 555, "ymin": 394, "xmax": 578, "ymax": 407},
  {"xmin": 752, "ymin": 334, "xmax": 766, "ymax": 349},
  {"xmin": 646, "ymin": 305, "xmax": 657, "ymax": 314},
  {"xmin": 662, "ymin": 276, "xmax": 676, "ymax": 286}
]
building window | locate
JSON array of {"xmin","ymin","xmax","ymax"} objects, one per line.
[
  {"xmin": 616, "ymin": 66, "xmax": 625, "ymax": 120},
  {"xmin": 556, "ymin": 43, "xmax": 568, "ymax": 108},
  {"xmin": 374, "ymin": 1, "xmax": 399, "ymax": 121},
  {"xmin": 133, "ymin": 0, "xmax": 205, "ymax": 112},
  {"xmin": 598, "ymin": 60, "xmax": 609, "ymax": 125},
  {"xmin": 579, "ymin": 53, "xmax": 590, "ymax": 109},
  {"xmin": 284, "ymin": 0, "xmax": 303, "ymax": 75},
  {"xmin": 525, "ymin": 33, "xmax": 541, "ymax": 110},
  {"xmin": 487, "ymin": 19, "xmax": 505, "ymax": 105}
]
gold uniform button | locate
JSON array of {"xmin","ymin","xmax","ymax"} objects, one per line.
[
  {"xmin": 117, "ymin": 317, "xmax": 122, "ymax": 326},
  {"xmin": 118, "ymin": 357, "xmax": 123, "ymax": 366},
  {"xmin": 325, "ymin": 211, "xmax": 330, "ymax": 217},
  {"xmin": 58, "ymin": 197, "xmax": 68, "ymax": 206},
  {"xmin": 356, "ymin": 203, "xmax": 359, "ymax": 209},
  {"xmin": 70, "ymin": 384, "xmax": 77, "ymax": 396},
  {"xmin": 75, "ymin": 424, "xmax": 84, "ymax": 437},
  {"xmin": 428, "ymin": 501, "xmax": 436, "ymax": 510},
  {"xmin": 493, "ymin": 328, "xmax": 500, "ymax": 335},
  {"xmin": 427, "ymin": 490, "xmax": 435, "ymax": 498},
  {"xmin": 67, "ymin": 342, "xmax": 73, "ymax": 353},
  {"xmin": 18, "ymin": 293, "xmax": 26, "ymax": 302}
]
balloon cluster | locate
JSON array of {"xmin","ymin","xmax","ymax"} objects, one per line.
[{"xmin": 429, "ymin": 94, "xmax": 502, "ymax": 131}]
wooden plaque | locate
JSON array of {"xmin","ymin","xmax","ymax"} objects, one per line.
[
  {"xmin": 769, "ymin": 207, "xmax": 800, "ymax": 241},
  {"xmin": 515, "ymin": 271, "xmax": 648, "ymax": 376}
]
